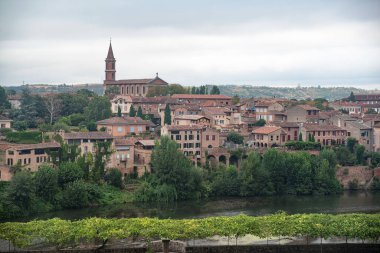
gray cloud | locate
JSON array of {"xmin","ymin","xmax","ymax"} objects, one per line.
[{"xmin": 0, "ymin": 0, "xmax": 379, "ymax": 87}]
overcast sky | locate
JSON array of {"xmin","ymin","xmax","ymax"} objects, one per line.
[{"xmin": 0, "ymin": 0, "xmax": 379, "ymax": 88}]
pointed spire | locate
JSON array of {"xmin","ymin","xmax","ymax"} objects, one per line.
[{"xmin": 107, "ymin": 40, "xmax": 114, "ymax": 59}]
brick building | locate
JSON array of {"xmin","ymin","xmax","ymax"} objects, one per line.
[
  {"xmin": 300, "ymin": 124, "xmax": 347, "ymax": 146},
  {"xmin": 103, "ymin": 42, "xmax": 168, "ymax": 97},
  {"xmin": 252, "ymin": 126, "xmax": 286, "ymax": 148},
  {"xmin": 96, "ymin": 117, "xmax": 154, "ymax": 137},
  {"xmin": 287, "ymin": 105, "xmax": 320, "ymax": 123}
]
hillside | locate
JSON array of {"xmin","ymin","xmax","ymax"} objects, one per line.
[{"xmin": 215, "ymin": 85, "xmax": 378, "ymax": 101}]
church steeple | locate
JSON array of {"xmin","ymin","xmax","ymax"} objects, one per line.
[{"xmin": 105, "ymin": 40, "xmax": 116, "ymax": 81}]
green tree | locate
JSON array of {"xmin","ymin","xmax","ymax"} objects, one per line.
[
  {"xmin": 6, "ymin": 171, "xmax": 35, "ymax": 210},
  {"xmin": 0, "ymin": 85, "xmax": 11, "ymax": 109},
  {"xmin": 253, "ymin": 119, "xmax": 266, "ymax": 126},
  {"xmin": 262, "ymin": 149, "xmax": 287, "ymax": 194},
  {"xmin": 61, "ymin": 180, "xmax": 100, "ymax": 208},
  {"xmin": 355, "ymin": 145, "xmax": 365, "ymax": 164},
  {"xmin": 129, "ymin": 104, "xmax": 136, "ymax": 117},
  {"xmin": 164, "ymin": 104, "xmax": 171, "ymax": 125},
  {"xmin": 319, "ymin": 148, "xmax": 337, "ymax": 169},
  {"xmin": 105, "ymin": 168, "xmax": 123, "ymax": 188},
  {"xmin": 210, "ymin": 165, "xmax": 240, "ymax": 196},
  {"xmin": 34, "ymin": 165, "xmax": 59, "ymax": 201},
  {"xmin": 210, "ymin": 85, "xmax": 220, "ymax": 95},
  {"xmin": 232, "ymin": 95, "xmax": 240, "ymax": 105},
  {"xmin": 348, "ymin": 91, "xmax": 356, "ymax": 102},
  {"xmin": 91, "ymin": 141, "xmax": 112, "ymax": 183},
  {"xmin": 298, "ymin": 132, "xmax": 303, "ymax": 141},
  {"xmin": 347, "ymin": 137, "xmax": 357, "ymax": 153},
  {"xmin": 58, "ymin": 162, "xmax": 84, "ymax": 187},
  {"xmin": 137, "ymin": 106, "xmax": 143, "ymax": 118},
  {"xmin": 239, "ymin": 152, "xmax": 273, "ymax": 196},
  {"xmin": 227, "ymin": 132, "xmax": 244, "ymax": 144},
  {"xmin": 314, "ymin": 159, "xmax": 341, "ymax": 194},
  {"xmin": 84, "ymin": 96, "xmax": 112, "ymax": 122}
]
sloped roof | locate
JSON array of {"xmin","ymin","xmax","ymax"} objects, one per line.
[
  {"xmin": 96, "ymin": 117, "xmax": 153, "ymax": 126},
  {"xmin": 296, "ymin": 104, "xmax": 320, "ymax": 111},
  {"xmin": 166, "ymin": 125, "xmax": 204, "ymax": 131},
  {"xmin": 303, "ymin": 124, "xmax": 344, "ymax": 131},
  {"xmin": 8, "ymin": 142, "xmax": 60, "ymax": 151},
  {"xmin": 174, "ymin": 115, "xmax": 210, "ymax": 120},
  {"xmin": 106, "ymin": 42, "xmax": 114, "ymax": 59},
  {"xmin": 172, "ymin": 94, "xmax": 231, "ymax": 100},
  {"xmin": 63, "ymin": 131, "xmax": 113, "ymax": 140},
  {"xmin": 252, "ymin": 126, "xmax": 283, "ymax": 134}
]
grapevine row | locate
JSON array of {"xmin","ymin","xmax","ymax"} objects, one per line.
[{"xmin": 0, "ymin": 213, "xmax": 379, "ymax": 248}]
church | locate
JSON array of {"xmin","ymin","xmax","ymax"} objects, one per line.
[{"xmin": 103, "ymin": 42, "xmax": 168, "ymax": 97}]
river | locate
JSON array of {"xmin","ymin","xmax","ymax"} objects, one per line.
[{"xmin": 19, "ymin": 191, "xmax": 380, "ymax": 222}]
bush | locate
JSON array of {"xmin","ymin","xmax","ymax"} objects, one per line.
[
  {"xmin": 34, "ymin": 165, "xmax": 59, "ymax": 201},
  {"xmin": 227, "ymin": 132, "xmax": 244, "ymax": 144},
  {"xmin": 348, "ymin": 179, "xmax": 359, "ymax": 190},
  {"xmin": 61, "ymin": 180, "xmax": 98, "ymax": 208},
  {"xmin": 69, "ymin": 113, "xmax": 86, "ymax": 126},
  {"xmin": 285, "ymin": 141, "xmax": 321, "ymax": 150},
  {"xmin": 58, "ymin": 162, "xmax": 84, "ymax": 187},
  {"xmin": 6, "ymin": 171, "xmax": 35, "ymax": 210},
  {"xmin": 5, "ymin": 131, "xmax": 42, "ymax": 144},
  {"xmin": 0, "ymin": 128, "xmax": 12, "ymax": 136},
  {"xmin": 104, "ymin": 168, "xmax": 123, "ymax": 188}
]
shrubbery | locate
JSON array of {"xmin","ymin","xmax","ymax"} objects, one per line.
[{"xmin": 5, "ymin": 131, "xmax": 42, "ymax": 144}]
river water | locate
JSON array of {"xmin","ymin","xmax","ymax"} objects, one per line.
[{"xmin": 21, "ymin": 191, "xmax": 380, "ymax": 221}]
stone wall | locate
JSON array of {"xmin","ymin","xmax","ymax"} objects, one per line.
[{"xmin": 186, "ymin": 244, "xmax": 380, "ymax": 253}]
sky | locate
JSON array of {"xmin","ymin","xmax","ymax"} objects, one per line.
[{"xmin": 0, "ymin": 0, "xmax": 379, "ymax": 88}]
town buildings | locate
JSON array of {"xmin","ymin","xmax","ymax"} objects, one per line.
[{"xmin": 0, "ymin": 116, "xmax": 12, "ymax": 129}]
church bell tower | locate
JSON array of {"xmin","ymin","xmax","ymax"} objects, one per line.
[{"xmin": 105, "ymin": 41, "xmax": 116, "ymax": 81}]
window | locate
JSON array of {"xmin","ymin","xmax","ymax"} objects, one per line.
[
  {"xmin": 176, "ymin": 135, "xmax": 181, "ymax": 140},
  {"xmin": 130, "ymin": 127, "xmax": 135, "ymax": 133},
  {"xmin": 189, "ymin": 135, "xmax": 194, "ymax": 140},
  {"xmin": 206, "ymin": 135, "xmax": 209, "ymax": 141},
  {"xmin": 138, "ymin": 126, "xmax": 143, "ymax": 133},
  {"xmin": 196, "ymin": 143, "xmax": 200, "ymax": 148},
  {"xmin": 118, "ymin": 127, "xmax": 122, "ymax": 133},
  {"xmin": 212, "ymin": 135, "xmax": 216, "ymax": 141},
  {"xmin": 270, "ymin": 135, "xmax": 273, "ymax": 141}
]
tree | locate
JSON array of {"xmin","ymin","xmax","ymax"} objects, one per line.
[
  {"xmin": 253, "ymin": 119, "xmax": 266, "ymax": 126},
  {"xmin": 210, "ymin": 85, "xmax": 220, "ymax": 95},
  {"xmin": 348, "ymin": 91, "xmax": 356, "ymax": 102},
  {"xmin": 34, "ymin": 165, "xmax": 59, "ymax": 201},
  {"xmin": 239, "ymin": 152, "xmax": 273, "ymax": 196},
  {"xmin": 104, "ymin": 86, "xmax": 119, "ymax": 96},
  {"xmin": 149, "ymin": 136, "xmax": 204, "ymax": 200},
  {"xmin": 227, "ymin": 132, "xmax": 244, "ymax": 144},
  {"xmin": 117, "ymin": 106, "xmax": 122, "ymax": 117},
  {"xmin": 210, "ymin": 165, "xmax": 240, "ymax": 196},
  {"xmin": 355, "ymin": 145, "xmax": 365, "ymax": 165},
  {"xmin": 346, "ymin": 137, "xmax": 357, "ymax": 153},
  {"xmin": 6, "ymin": 171, "xmax": 35, "ymax": 210},
  {"xmin": 314, "ymin": 159, "xmax": 341, "ymax": 194},
  {"xmin": 91, "ymin": 141, "xmax": 112, "ymax": 182},
  {"xmin": 137, "ymin": 106, "xmax": 143, "ymax": 118},
  {"xmin": 129, "ymin": 104, "xmax": 136, "ymax": 117},
  {"xmin": 61, "ymin": 180, "xmax": 100, "ymax": 208},
  {"xmin": 0, "ymin": 85, "xmax": 11, "ymax": 109},
  {"xmin": 105, "ymin": 168, "xmax": 123, "ymax": 188},
  {"xmin": 319, "ymin": 148, "xmax": 337, "ymax": 169},
  {"xmin": 232, "ymin": 95, "xmax": 240, "ymax": 105},
  {"xmin": 164, "ymin": 104, "xmax": 171, "ymax": 125},
  {"xmin": 58, "ymin": 162, "xmax": 84, "ymax": 187},
  {"xmin": 298, "ymin": 132, "xmax": 303, "ymax": 141},
  {"xmin": 43, "ymin": 94, "xmax": 62, "ymax": 124},
  {"xmin": 84, "ymin": 96, "xmax": 112, "ymax": 122}
]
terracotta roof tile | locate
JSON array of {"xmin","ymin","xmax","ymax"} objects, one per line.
[
  {"xmin": 63, "ymin": 131, "xmax": 113, "ymax": 140},
  {"xmin": 252, "ymin": 126, "xmax": 283, "ymax": 134}
]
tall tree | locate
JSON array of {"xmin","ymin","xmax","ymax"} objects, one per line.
[
  {"xmin": 137, "ymin": 106, "xmax": 143, "ymax": 118},
  {"xmin": 43, "ymin": 94, "xmax": 62, "ymax": 124},
  {"xmin": 129, "ymin": 104, "xmax": 136, "ymax": 117},
  {"xmin": 117, "ymin": 106, "xmax": 122, "ymax": 117},
  {"xmin": 210, "ymin": 85, "xmax": 220, "ymax": 95},
  {"xmin": 84, "ymin": 96, "xmax": 112, "ymax": 122},
  {"xmin": 164, "ymin": 104, "xmax": 171, "ymax": 125},
  {"xmin": 348, "ymin": 91, "xmax": 356, "ymax": 102}
]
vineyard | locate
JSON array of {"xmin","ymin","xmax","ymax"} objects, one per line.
[{"xmin": 0, "ymin": 213, "xmax": 379, "ymax": 249}]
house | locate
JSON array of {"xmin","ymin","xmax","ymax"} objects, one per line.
[
  {"xmin": 7, "ymin": 95, "xmax": 21, "ymax": 109},
  {"xmin": 110, "ymin": 138, "xmax": 135, "ymax": 177},
  {"xmin": 277, "ymin": 122, "xmax": 300, "ymax": 141},
  {"xmin": 254, "ymin": 101, "xmax": 285, "ymax": 122},
  {"xmin": 174, "ymin": 115, "xmax": 211, "ymax": 126},
  {"xmin": 0, "ymin": 142, "xmax": 60, "ymax": 181},
  {"xmin": 0, "ymin": 115, "xmax": 12, "ymax": 129},
  {"xmin": 96, "ymin": 117, "xmax": 154, "ymax": 137},
  {"xmin": 353, "ymin": 94, "xmax": 380, "ymax": 104},
  {"xmin": 287, "ymin": 105, "xmax": 320, "ymax": 123},
  {"xmin": 331, "ymin": 101, "xmax": 363, "ymax": 115},
  {"xmin": 252, "ymin": 126, "xmax": 286, "ymax": 148},
  {"xmin": 344, "ymin": 121, "xmax": 373, "ymax": 151},
  {"xmin": 203, "ymin": 107, "xmax": 231, "ymax": 128},
  {"xmin": 134, "ymin": 139, "xmax": 155, "ymax": 176},
  {"xmin": 60, "ymin": 131, "xmax": 114, "ymax": 156},
  {"xmin": 110, "ymin": 95, "xmax": 133, "ymax": 116},
  {"xmin": 171, "ymin": 94, "xmax": 232, "ymax": 105},
  {"xmin": 300, "ymin": 124, "xmax": 347, "ymax": 146}
]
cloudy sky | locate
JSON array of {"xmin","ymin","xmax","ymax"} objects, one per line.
[{"xmin": 0, "ymin": 0, "xmax": 379, "ymax": 88}]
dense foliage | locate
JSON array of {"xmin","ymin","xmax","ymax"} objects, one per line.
[
  {"xmin": 5, "ymin": 131, "xmax": 42, "ymax": 144},
  {"xmin": 1, "ymin": 213, "xmax": 379, "ymax": 248}
]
